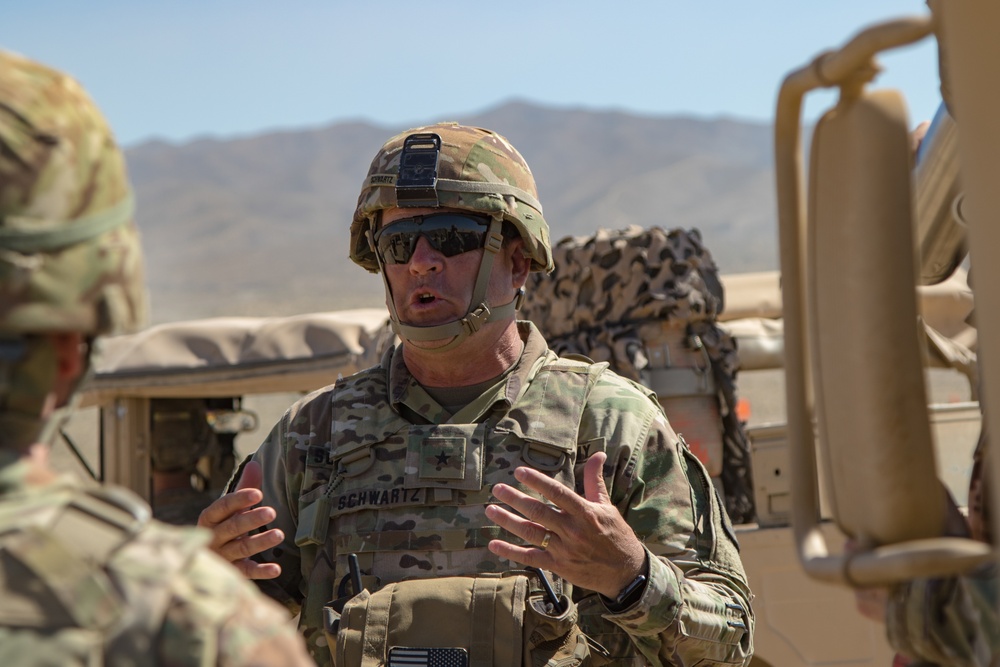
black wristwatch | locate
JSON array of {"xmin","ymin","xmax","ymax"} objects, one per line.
[{"xmin": 601, "ymin": 573, "xmax": 647, "ymax": 613}]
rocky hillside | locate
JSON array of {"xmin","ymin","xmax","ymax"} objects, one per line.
[{"xmin": 124, "ymin": 100, "xmax": 777, "ymax": 323}]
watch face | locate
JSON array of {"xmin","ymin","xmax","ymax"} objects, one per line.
[
  {"xmin": 616, "ymin": 574, "xmax": 647, "ymax": 607},
  {"xmin": 388, "ymin": 647, "xmax": 469, "ymax": 667}
]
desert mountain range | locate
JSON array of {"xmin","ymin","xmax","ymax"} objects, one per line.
[{"xmin": 125, "ymin": 100, "xmax": 778, "ymax": 323}]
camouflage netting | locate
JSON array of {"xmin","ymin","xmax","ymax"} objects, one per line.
[{"xmin": 522, "ymin": 226, "xmax": 755, "ymax": 523}]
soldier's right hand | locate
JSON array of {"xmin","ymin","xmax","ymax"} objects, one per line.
[{"xmin": 198, "ymin": 460, "xmax": 284, "ymax": 580}]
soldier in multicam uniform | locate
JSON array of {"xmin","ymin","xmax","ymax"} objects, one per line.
[
  {"xmin": 855, "ymin": 429, "xmax": 998, "ymax": 667},
  {"xmin": 201, "ymin": 123, "xmax": 754, "ymax": 666},
  {"xmin": 0, "ymin": 50, "xmax": 313, "ymax": 666},
  {"xmin": 855, "ymin": 400, "xmax": 998, "ymax": 666},
  {"xmin": 884, "ymin": 439, "xmax": 998, "ymax": 667}
]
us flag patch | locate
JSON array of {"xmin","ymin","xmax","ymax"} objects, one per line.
[{"xmin": 387, "ymin": 646, "xmax": 468, "ymax": 667}]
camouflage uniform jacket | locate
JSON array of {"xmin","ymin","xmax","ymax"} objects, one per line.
[
  {"xmin": 885, "ymin": 427, "xmax": 999, "ymax": 666},
  {"xmin": 886, "ymin": 563, "xmax": 998, "ymax": 666},
  {"xmin": 0, "ymin": 459, "xmax": 313, "ymax": 667},
  {"xmin": 252, "ymin": 321, "xmax": 754, "ymax": 666}
]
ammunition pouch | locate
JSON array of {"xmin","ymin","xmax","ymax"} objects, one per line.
[{"xmin": 325, "ymin": 573, "xmax": 605, "ymax": 667}]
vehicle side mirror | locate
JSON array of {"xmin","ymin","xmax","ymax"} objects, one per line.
[
  {"xmin": 808, "ymin": 88, "xmax": 944, "ymax": 545},
  {"xmin": 206, "ymin": 409, "xmax": 258, "ymax": 434},
  {"xmin": 774, "ymin": 16, "xmax": 992, "ymax": 585}
]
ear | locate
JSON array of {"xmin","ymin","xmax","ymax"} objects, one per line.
[
  {"xmin": 507, "ymin": 238, "xmax": 531, "ymax": 290},
  {"xmin": 49, "ymin": 332, "xmax": 87, "ymax": 387}
]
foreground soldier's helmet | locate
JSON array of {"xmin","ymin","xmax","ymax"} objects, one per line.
[
  {"xmin": 350, "ymin": 123, "xmax": 552, "ymax": 349},
  {"xmin": 0, "ymin": 50, "xmax": 147, "ymax": 452}
]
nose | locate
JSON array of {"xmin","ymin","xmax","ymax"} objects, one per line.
[{"xmin": 407, "ymin": 235, "xmax": 444, "ymax": 275}]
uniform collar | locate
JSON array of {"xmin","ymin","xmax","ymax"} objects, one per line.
[{"xmin": 388, "ymin": 321, "xmax": 554, "ymax": 424}]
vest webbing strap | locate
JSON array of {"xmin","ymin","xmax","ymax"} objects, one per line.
[
  {"xmin": 360, "ymin": 587, "xmax": 392, "ymax": 667},
  {"xmin": 471, "ymin": 577, "xmax": 499, "ymax": 666}
]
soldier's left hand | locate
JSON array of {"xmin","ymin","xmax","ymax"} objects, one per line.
[{"xmin": 486, "ymin": 451, "xmax": 646, "ymax": 599}]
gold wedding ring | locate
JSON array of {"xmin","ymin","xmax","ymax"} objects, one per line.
[{"xmin": 540, "ymin": 530, "xmax": 553, "ymax": 550}]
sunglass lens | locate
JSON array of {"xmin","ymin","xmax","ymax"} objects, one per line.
[
  {"xmin": 423, "ymin": 226, "xmax": 483, "ymax": 258},
  {"xmin": 382, "ymin": 234, "xmax": 413, "ymax": 264},
  {"xmin": 376, "ymin": 214, "xmax": 488, "ymax": 264}
]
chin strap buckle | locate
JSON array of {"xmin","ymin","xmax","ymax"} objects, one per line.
[{"xmin": 461, "ymin": 303, "xmax": 492, "ymax": 335}]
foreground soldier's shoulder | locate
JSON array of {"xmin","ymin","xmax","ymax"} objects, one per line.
[
  {"xmin": 66, "ymin": 497, "xmax": 308, "ymax": 664},
  {"xmin": 153, "ymin": 545, "xmax": 311, "ymax": 665},
  {"xmin": 113, "ymin": 520, "xmax": 312, "ymax": 664},
  {"xmin": 99, "ymin": 496, "xmax": 279, "ymax": 593}
]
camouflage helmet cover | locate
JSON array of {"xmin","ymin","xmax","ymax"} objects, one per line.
[
  {"xmin": 0, "ymin": 50, "xmax": 147, "ymax": 336},
  {"xmin": 350, "ymin": 122, "xmax": 553, "ymax": 273}
]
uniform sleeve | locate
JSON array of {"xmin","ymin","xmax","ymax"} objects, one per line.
[
  {"xmin": 578, "ymin": 390, "xmax": 754, "ymax": 666},
  {"xmin": 249, "ymin": 410, "xmax": 306, "ymax": 614},
  {"xmin": 242, "ymin": 388, "xmax": 346, "ymax": 665},
  {"xmin": 885, "ymin": 564, "xmax": 1000, "ymax": 666}
]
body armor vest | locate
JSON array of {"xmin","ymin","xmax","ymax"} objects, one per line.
[{"xmin": 292, "ymin": 357, "xmax": 611, "ymax": 644}]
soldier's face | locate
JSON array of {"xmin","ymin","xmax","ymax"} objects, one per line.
[{"xmin": 379, "ymin": 207, "xmax": 525, "ymax": 329}]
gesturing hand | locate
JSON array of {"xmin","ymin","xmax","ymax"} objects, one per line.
[
  {"xmin": 485, "ymin": 451, "xmax": 646, "ymax": 599},
  {"xmin": 198, "ymin": 460, "xmax": 283, "ymax": 580}
]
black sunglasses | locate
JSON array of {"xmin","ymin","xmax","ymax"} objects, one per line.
[{"xmin": 374, "ymin": 212, "xmax": 491, "ymax": 265}]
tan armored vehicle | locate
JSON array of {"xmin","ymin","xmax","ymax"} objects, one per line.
[
  {"xmin": 68, "ymin": 309, "xmax": 394, "ymax": 523},
  {"xmin": 54, "ymin": 4, "xmax": 996, "ymax": 665},
  {"xmin": 58, "ymin": 274, "xmax": 974, "ymax": 665}
]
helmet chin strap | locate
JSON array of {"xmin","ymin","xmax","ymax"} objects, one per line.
[{"xmin": 372, "ymin": 217, "xmax": 524, "ymax": 354}]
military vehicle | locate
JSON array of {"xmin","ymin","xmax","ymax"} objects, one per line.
[
  {"xmin": 56, "ymin": 269, "xmax": 973, "ymax": 665},
  {"xmin": 66, "ymin": 309, "xmax": 394, "ymax": 523},
  {"xmin": 53, "ymin": 4, "xmax": 997, "ymax": 665},
  {"xmin": 761, "ymin": 2, "xmax": 998, "ymax": 664}
]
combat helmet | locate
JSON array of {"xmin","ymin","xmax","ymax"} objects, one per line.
[
  {"xmin": 0, "ymin": 50, "xmax": 147, "ymax": 453},
  {"xmin": 350, "ymin": 123, "xmax": 552, "ymax": 350}
]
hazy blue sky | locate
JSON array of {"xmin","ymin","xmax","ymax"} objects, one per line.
[{"xmin": 5, "ymin": 1, "xmax": 939, "ymax": 146}]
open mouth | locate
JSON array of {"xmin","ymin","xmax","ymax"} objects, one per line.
[{"xmin": 417, "ymin": 292, "xmax": 436, "ymax": 304}]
